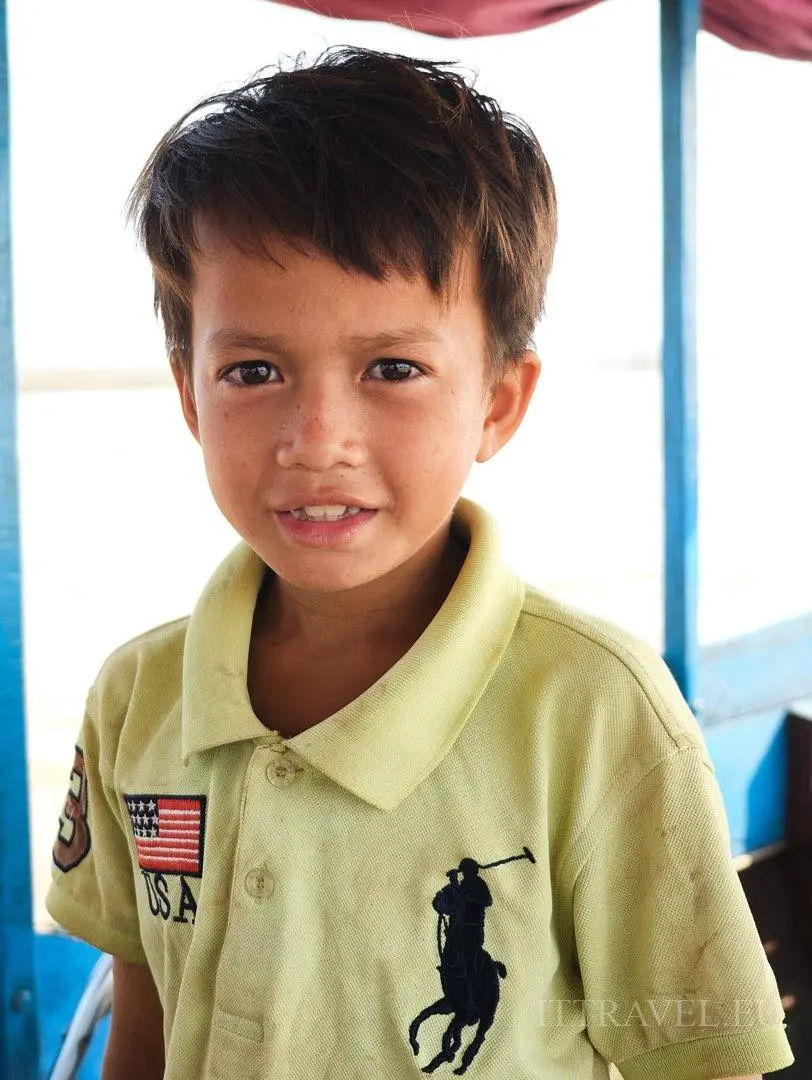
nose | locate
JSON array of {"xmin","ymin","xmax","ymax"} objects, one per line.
[{"xmin": 274, "ymin": 378, "xmax": 366, "ymax": 471}]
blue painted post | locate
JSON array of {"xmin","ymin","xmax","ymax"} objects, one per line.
[
  {"xmin": 0, "ymin": 0, "xmax": 41, "ymax": 1076},
  {"xmin": 660, "ymin": 0, "xmax": 701, "ymax": 709}
]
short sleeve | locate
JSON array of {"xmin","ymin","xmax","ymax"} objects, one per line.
[
  {"xmin": 572, "ymin": 745, "xmax": 794, "ymax": 1080},
  {"xmin": 45, "ymin": 684, "xmax": 147, "ymax": 964}
]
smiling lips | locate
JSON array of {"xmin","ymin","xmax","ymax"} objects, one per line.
[
  {"xmin": 288, "ymin": 505, "xmax": 363, "ymax": 521},
  {"xmin": 276, "ymin": 505, "xmax": 378, "ymax": 547}
]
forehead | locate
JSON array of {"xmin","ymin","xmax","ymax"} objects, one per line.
[{"xmin": 188, "ymin": 219, "xmax": 485, "ymax": 355}]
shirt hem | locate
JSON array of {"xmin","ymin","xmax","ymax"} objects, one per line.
[
  {"xmin": 614, "ymin": 1023, "xmax": 794, "ymax": 1079},
  {"xmin": 45, "ymin": 885, "xmax": 148, "ymax": 965}
]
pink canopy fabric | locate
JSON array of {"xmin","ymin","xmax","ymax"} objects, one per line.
[{"xmin": 273, "ymin": 0, "xmax": 812, "ymax": 61}]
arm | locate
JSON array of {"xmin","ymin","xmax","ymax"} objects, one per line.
[{"xmin": 101, "ymin": 957, "xmax": 164, "ymax": 1080}]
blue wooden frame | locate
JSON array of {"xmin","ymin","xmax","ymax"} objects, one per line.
[
  {"xmin": 659, "ymin": 0, "xmax": 811, "ymax": 858},
  {"xmin": 0, "ymin": 2, "xmax": 41, "ymax": 1075},
  {"xmin": 660, "ymin": 0, "xmax": 700, "ymax": 709},
  {"xmin": 0, "ymin": 0, "xmax": 810, "ymax": 1074}
]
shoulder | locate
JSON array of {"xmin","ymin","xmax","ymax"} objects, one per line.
[
  {"xmin": 520, "ymin": 584, "xmax": 704, "ymax": 744},
  {"xmin": 507, "ymin": 585, "xmax": 717, "ymax": 868},
  {"xmin": 512, "ymin": 584, "xmax": 710, "ymax": 778},
  {"xmin": 89, "ymin": 615, "xmax": 190, "ymax": 722},
  {"xmin": 71, "ymin": 614, "xmax": 191, "ymax": 787}
]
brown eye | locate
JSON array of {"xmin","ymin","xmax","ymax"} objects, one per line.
[
  {"xmin": 367, "ymin": 359, "xmax": 424, "ymax": 382},
  {"xmin": 222, "ymin": 362, "xmax": 278, "ymax": 386}
]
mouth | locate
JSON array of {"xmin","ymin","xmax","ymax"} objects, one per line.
[
  {"xmin": 275, "ymin": 506, "xmax": 378, "ymax": 548},
  {"xmin": 285, "ymin": 505, "xmax": 366, "ymax": 522}
]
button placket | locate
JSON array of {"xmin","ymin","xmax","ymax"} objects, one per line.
[{"xmin": 233, "ymin": 745, "xmax": 305, "ymax": 911}]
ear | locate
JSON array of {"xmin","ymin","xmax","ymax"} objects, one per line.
[
  {"xmin": 476, "ymin": 350, "xmax": 541, "ymax": 463},
  {"xmin": 170, "ymin": 352, "xmax": 201, "ymax": 444}
]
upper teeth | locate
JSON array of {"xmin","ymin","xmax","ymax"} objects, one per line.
[{"xmin": 290, "ymin": 505, "xmax": 362, "ymax": 521}]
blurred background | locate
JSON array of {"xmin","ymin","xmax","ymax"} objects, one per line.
[
  {"xmin": 9, "ymin": 0, "xmax": 811, "ymax": 929},
  {"xmin": 3, "ymin": 0, "xmax": 811, "ymax": 1073}
]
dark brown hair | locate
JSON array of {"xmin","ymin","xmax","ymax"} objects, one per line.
[{"xmin": 125, "ymin": 46, "xmax": 557, "ymax": 385}]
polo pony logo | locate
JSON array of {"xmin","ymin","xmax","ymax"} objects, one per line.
[{"xmin": 408, "ymin": 846, "xmax": 536, "ymax": 1074}]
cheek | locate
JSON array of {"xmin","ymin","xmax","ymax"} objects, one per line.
[
  {"xmin": 442, "ymin": 395, "xmax": 488, "ymax": 460},
  {"xmin": 198, "ymin": 403, "xmax": 246, "ymax": 456},
  {"xmin": 407, "ymin": 403, "xmax": 484, "ymax": 483},
  {"xmin": 198, "ymin": 410, "xmax": 252, "ymax": 484}
]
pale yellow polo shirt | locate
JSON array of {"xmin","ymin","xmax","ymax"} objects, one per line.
[{"xmin": 46, "ymin": 497, "xmax": 793, "ymax": 1080}]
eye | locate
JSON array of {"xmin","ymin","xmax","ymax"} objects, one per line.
[
  {"xmin": 221, "ymin": 361, "xmax": 279, "ymax": 386},
  {"xmin": 366, "ymin": 359, "xmax": 425, "ymax": 382}
]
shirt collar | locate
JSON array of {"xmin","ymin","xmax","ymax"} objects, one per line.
[{"xmin": 181, "ymin": 497, "xmax": 525, "ymax": 811}]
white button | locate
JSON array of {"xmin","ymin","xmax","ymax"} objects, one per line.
[
  {"xmin": 266, "ymin": 758, "xmax": 299, "ymax": 786},
  {"xmin": 245, "ymin": 867, "xmax": 274, "ymax": 898}
]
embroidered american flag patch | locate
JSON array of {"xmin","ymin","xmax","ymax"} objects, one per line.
[{"xmin": 123, "ymin": 794, "xmax": 206, "ymax": 878}]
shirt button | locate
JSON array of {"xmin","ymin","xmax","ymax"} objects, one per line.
[
  {"xmin": 245, "ymin": 867, "xmax": 274, "ymax": 898},
  {"xmin": 266, "ymin": 759, "xmax": 299, "ymax": 786}
]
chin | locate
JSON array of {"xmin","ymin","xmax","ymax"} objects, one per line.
[
  {"xmin": 285, "ymin": 573, "xmax": 383, "ymax": 593},
  {"xmin": 267, "ymin": 557, "xmax": 390, "ymax": 593}
]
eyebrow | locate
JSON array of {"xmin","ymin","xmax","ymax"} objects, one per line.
[{"xmin": 203, "ymin": 325, "xmax": 446, "ymax": 355}]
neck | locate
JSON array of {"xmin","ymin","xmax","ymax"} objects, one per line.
[{"xmin": 253, "ymin": 521, "xmax": 468, "ymax": 653}]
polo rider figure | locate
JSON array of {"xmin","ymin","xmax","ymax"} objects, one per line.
[{"xmin": 432, "ymin": 857, "xmax": 493, "ymax": 1021}]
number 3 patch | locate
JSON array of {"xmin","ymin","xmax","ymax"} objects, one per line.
[{"xmin": 53, "ymin": 746, "xmax": 91, "ymax": 871}]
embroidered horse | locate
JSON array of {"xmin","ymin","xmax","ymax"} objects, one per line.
[
  {"xmin": 408, "ymin": 848, "xmax": 535, "ymax": 1074},
  {"xmin": 408, "ymin": 936, "xmax": 507, "ymax": 1074}
]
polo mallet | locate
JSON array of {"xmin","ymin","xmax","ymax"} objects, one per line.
[{"xmin": 476, "ymin": 846, "xmax": 536, "ymax": 871}]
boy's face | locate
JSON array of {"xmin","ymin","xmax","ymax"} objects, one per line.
[{"xmin": 174, "ymin": 223, "xmax": 539, "ymax": 595}]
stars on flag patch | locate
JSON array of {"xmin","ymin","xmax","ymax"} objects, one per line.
[{"xmin": 123, "ymin": 794, "xmax": 206, "ymax": 878}]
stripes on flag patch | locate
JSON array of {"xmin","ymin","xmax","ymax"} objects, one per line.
[{"xmin": 123, "ymin": 794, "xmax": 206, "ymax": 878}]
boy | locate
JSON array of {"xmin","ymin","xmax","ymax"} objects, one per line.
[{"xmin": 47, "ymin": 47, "xmax": 793, "ymax": 1080}]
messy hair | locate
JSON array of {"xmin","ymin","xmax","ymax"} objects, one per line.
[{"xmin": 125, "ymin": 46, "xmax": 558, "ymax": 386}]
